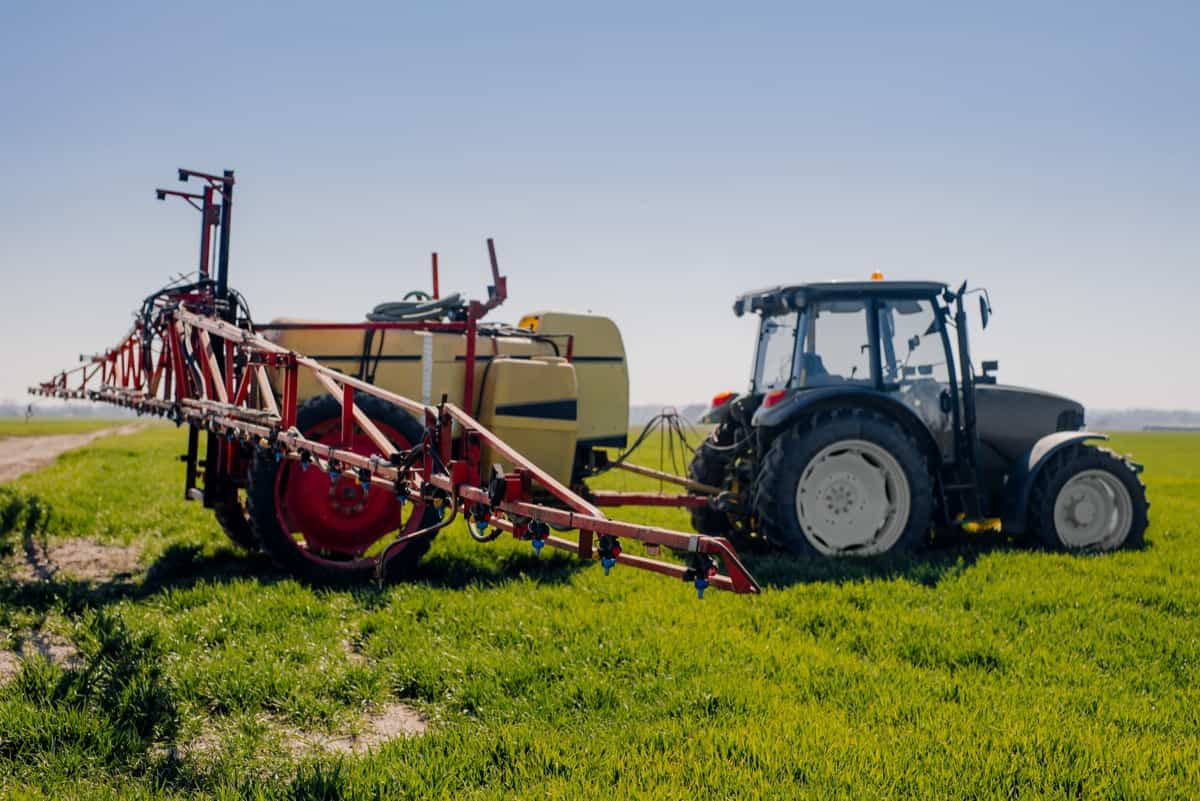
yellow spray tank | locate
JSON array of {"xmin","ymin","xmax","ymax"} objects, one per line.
[{"xmin": 264, "ymin": 311, "xmax": 629, "ymax": 486}]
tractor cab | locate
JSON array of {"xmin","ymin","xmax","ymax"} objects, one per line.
[
  {"xmin": 736, "ymin": 280, "xmax": 961, "ymax": 454},
  {"xmin": 739, "ymin": 280, "xmax": 952, "ymax": 395}
]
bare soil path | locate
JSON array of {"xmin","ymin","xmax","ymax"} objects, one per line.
[{"xmin": 0, "ymin": 423, "xmax": 142, "ymax": 483}]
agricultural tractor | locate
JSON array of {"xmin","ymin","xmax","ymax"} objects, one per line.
[{"xmin": 688, "ymin": 279, "xmax": 1149, "ymax": 556}]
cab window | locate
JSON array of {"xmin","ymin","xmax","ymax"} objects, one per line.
[{"xmin": 796, "ymin": 301, "xmax": 871, "ymax": 386}]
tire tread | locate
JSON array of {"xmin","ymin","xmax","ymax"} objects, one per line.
[{"xmin": 212, "ymin": 490, "xmax": 259, "ymax": 551}]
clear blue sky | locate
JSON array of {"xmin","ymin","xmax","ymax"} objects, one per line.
[{"xmin": 2, "ymin": 1, "xmax": 1197, "ymax": 411}]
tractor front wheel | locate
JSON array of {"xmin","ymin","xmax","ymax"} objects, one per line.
[
  {"xmin": 752, "ymin": 408, "xmax": 933, "ymax": 557},
  {"xmin": 246, "ymin": 394, "xmax": 439, "ymax": 586},
  {"xmin": 1028, "ymin": 445, "xmax": 1148, "ymax": 552}
]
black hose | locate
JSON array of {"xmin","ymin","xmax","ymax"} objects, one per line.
[
  {"xmin": 592, "ymin": 409, "xmax": 700, "ymax": 476},
  {"xmin": 367, "ymin": 293, "xmax": 465, "ymax": 322}
]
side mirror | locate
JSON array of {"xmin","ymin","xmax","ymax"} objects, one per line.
[{"xmin": 979, "ymin": 296, "xmax": 991, "ymax": 329}]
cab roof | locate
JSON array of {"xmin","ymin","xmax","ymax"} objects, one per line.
[{"xmin": 733, "ymin": 281, "xmax": 949, "ymax": 317}]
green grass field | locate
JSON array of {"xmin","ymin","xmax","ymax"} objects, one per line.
[
  {"xmin": 0, "ymin": 417, "xmax": 131, "ymax": 439},
  {"xmin": 0, "ymin": 427, "xmax": 1197, "ymax": 799}
]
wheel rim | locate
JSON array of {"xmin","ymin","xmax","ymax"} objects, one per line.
[
  {"xmin": 795, "ymin": 439, "xmax": 911, "ymax": 556},
  {"xmin": 273, "ymin": 417, "xmax": 427, "ymax": 566},
  {"xmin": 1052, "ymin": 468, "xmax": 1133, "ymax": 550}
]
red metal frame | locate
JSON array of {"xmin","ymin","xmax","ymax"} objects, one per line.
[{"xmin": 30, "ymin": 167, "xmax": 758, "ymax": 598}]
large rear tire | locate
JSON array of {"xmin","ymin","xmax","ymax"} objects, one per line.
[
  {"xmin": 1028, "ymin": 444, "xmax": 1148, "ymax": 552},
  {"xmin": 752, "ymin": 408, "xmax": 933, "ymax": 557},
  {"xmin": 246, "ymin": 394, "xmax": 438, "ymax": 586}
]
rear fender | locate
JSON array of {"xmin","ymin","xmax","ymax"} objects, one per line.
[
  {"xmin": 1001, "ymin": 431, "xmax": 1108, "ymax": 533},
  {"xmin": 752, "ymin": 387, "xmax": 943, "ymax": 468}
]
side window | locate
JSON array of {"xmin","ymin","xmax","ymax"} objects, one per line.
[
  {"xmin": 753, "ymin": 312, "xmax": 798, "ymax": 391},
  {"xmin": 878, "ymin": 300, "xmax": 949, "ymax": 384},
  {"xmin": 799, "ymin": 302, "xmax": 871, "ymax": 385}
]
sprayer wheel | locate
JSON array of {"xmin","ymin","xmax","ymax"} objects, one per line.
[{"xmin": 246, "ymin": 394, "xmax": 439, "ymax": 586}]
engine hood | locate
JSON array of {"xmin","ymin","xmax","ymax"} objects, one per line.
[{"xmin": 974, "ymin": 383, "xmax": 1085, "ymax": 463}]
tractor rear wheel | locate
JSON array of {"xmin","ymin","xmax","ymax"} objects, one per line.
[
  {"xmin": 246, "ymin": 394, "xmax": 439, "ymax": 586},
  {"xmin": 752, "ymin": 408, "xmax": 933, "ymax": 557},
  {"xmin": 1028, "ymin": 444, "xmax": 1148, "ymax": 552}
]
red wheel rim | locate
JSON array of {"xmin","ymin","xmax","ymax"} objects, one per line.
[{"xmin": 274, "ymin": 416, "xmax": 426, "ymax": 564}]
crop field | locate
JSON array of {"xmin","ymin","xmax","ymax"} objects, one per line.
[{"xmin": 0, "ymin": 426, "xmax": 1197, "ymax": 799}]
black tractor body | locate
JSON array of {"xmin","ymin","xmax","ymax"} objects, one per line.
[{"xmin": 692, "ymin": 280, "xmax": 1147, "ymax": 556}]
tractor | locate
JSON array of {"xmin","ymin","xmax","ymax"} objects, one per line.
[{"xmin": 689, "ymin": 279, "xmax": 1149, "ymax": 556}]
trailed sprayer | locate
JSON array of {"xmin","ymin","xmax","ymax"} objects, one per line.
[{"xmin": 32, "ymin": 168, "xmax": 758, "ymax": 597}]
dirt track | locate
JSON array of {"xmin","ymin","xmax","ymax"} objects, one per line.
[{"xmin": 0, "ymin": 424, "xmax": 141, "ymax": 483}]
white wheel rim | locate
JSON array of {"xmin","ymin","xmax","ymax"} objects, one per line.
[
  {"xmin": 1052, "ymin": 469, "xmax": 1133, "ymax": 550},
  {"xmin": 795, "ymin": 439, "xmax": 912, "ymax": 556}
]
